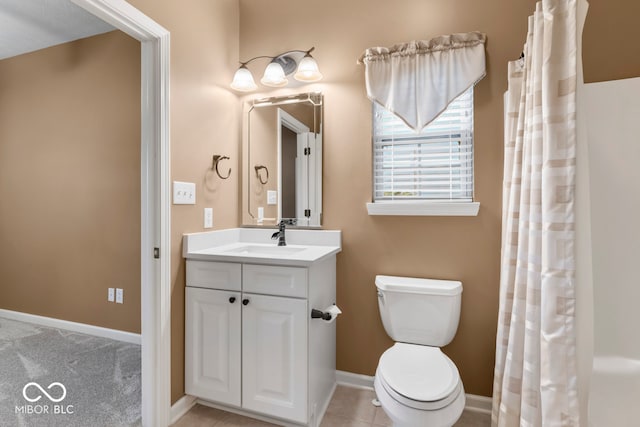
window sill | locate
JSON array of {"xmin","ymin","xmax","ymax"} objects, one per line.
[{"xmin": 366, "ymin": 201, "xmax": 480, "ymax": 217}]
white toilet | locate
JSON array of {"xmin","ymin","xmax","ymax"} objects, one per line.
[{"xmin": 374, "ymin": 275, "xmax": 465, "ymax": 427}]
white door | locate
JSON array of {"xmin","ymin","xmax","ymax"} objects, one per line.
[
  {"xmin": 295, "ymin": 131, "xmax": 322, "ymax": 226},
  {"xmin": 307, "ymin": 132, "xmax": 322, "ymax": 226},
  {"xmin": 279, "ymin": 108, "xmax": 310, "ymax": 224},
  {"xmin": 295, "ymin": 133, "xmax": 309, "ymax": 226},
  {"xmin": 241, "ymin": 293, "xmax": 308, "ymax": 423},
  {"xmin": 185, "ymin": 287, "xmax": 241, "ymax": 406}
]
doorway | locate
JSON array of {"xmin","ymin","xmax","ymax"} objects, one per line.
[{"xmin": 73, "ymin": 1, "xmax": 172, "ymax": 425}]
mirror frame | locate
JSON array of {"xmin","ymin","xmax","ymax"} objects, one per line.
[{"xmin": 242, "ymin": 92, "xmax": 323, "ymax": 228}]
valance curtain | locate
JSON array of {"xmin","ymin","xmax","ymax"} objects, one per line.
[
  {"xmin": 360, "ymin": 31, "xmax": 486, "ymax": 131},
  {"xmin": 493, "ymin": 1, "xmax": 579, "ymax": 426}
]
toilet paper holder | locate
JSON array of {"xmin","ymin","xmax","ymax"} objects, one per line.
[
  {"xmin": 311, "ymin": 304, "xmax": 342, "ymax": 322},
  {"xmin": 310, "ymin": 308, "xmax": 333, "ymax": 321}
]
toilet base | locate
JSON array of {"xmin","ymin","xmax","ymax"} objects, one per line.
[{"xmin": 374, "ymin": 374, "xmax": 465, "ymax": 427}]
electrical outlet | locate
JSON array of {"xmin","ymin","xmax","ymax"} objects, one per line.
[
  {"xmin": 108, "ymin": 288, "xmax": 115, "ymax": 302},
  {"xmin": 173, "ymin": 181, "xmax": 196, "ymax": 205},
  {"xmin": 267, "ymin": 190, "xmax": 277, "ymax": 205},
  {"xmin": 204, "ymin": 208, "xmax": 213, "ymax": 228},
  {"xmin": 115, "ymin": 288, "xmax": 124, "ymax": 304}
]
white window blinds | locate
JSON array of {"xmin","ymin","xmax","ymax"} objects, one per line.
[{"xmin": 372, "ymin": 88, "xmax": 474, "ymax": 202}]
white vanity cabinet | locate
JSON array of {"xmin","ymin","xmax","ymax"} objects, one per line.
[{"xmin": 185, "ymin": 257, "xmax": 337, "ymax": 427}]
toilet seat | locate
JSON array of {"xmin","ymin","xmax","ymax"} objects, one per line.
[{"xmin": 377, "ymin": 343, "xmax": 462, "ymax": 410}]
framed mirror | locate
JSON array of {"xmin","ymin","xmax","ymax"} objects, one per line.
[{"xmin": 242, "ymin": 92, "xmax": 323, "ymax": 227}]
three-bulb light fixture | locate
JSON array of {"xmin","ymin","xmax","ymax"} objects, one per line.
[{"xmin": 230, "ymin": 47, "xmax": 323, "ymax": 92}]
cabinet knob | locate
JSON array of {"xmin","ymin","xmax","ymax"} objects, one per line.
[
  {"xmin": 242, "ymin": 298, "xmax": 250, "ymax": 306},
  {"xmin": 229, "ymin": 297, "xmax": 236, "ymax": 304}
]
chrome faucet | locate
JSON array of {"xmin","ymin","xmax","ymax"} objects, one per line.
[{"xmin": 271, "ymin": 219, "xmax": 297, "ymax": 246}]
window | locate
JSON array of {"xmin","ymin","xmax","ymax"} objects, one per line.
[{"xmin": 367, "ymin": 87, "xmax": 479, "ymax": 216}]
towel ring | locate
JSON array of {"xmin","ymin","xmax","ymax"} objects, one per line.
[
  {"xmin": 212, "ymin": 155, "xmax": 231, "ymax": 179},
  {"xmin": 254, "ymin": 165, "xmax": 269, "ymax": 185}
]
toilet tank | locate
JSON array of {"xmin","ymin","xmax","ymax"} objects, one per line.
[{"xmin": 375, "ymin": 275, "xmax": 462, "ymax": 347}]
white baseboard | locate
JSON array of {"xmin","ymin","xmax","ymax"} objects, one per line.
[
  {"xmin": 170, "ymin": 394, "xmax": 197, "ymax": 425},
  {"xmin": 336, "ymin": 370, "xmax": 492, "ymax": 415},
  {"xmin": 336, "ymin": 370, "xmax": 377, "ymax": 390},
  {"xmin": 0, "ymin": 309, "xmax": 141, "ymax": 345},
  {"xmin": 465, "ymin": 393, "xmax": 492, "ymax": 415}
]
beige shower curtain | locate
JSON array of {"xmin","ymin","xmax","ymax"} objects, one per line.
[{"xmin": 492, "ymin": 0, "xmax": 579, "ymax": 426}]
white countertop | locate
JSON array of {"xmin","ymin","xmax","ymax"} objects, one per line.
[{"xmin": 183, "ymin": 228, "xmax": 341, "ymax": 267}]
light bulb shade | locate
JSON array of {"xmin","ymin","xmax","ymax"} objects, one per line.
[
  {"xmin": 230, "ymin": 66, "xmax": 257, "ymax": 92},
  {"xmin": 294, "ymin": 55, "xmax": 323, "ymax": 82},
  {"xmin": 260, "ymin": 62, "xmax": 288, "ymax": 87}
]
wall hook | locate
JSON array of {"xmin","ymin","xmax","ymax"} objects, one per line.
[
  {"xmin": 254, "ymin": 165, "xmax": 269, "ymax": 185},
  {"xmin": 212, "ymin": 155, "xmax": 231, "ymax": 179}
]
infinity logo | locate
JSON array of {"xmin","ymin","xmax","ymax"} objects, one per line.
[{"xmin": 22, "ymin": 382, "xmax": 67, "ymax": 403}]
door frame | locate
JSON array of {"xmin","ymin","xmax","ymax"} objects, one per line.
[
  {"xmin": 277, "ymin": 108, "xmax": 309, "ymax": 223},
  {"xmin": 71, "ymin": 1, "xmax": 171, "ymax": 426}
]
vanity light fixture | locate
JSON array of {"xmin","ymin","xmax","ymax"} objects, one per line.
[
  {"xmin": 294, "ymin": 50, "xmax": 324, "ymax": 82},
  {"xmin": 230, "ymin": 47, "xmax": 322, "ymax": 92},
  {"xmin": 230, "ymin": 65, "xmax": 257, "ymax": 92}
]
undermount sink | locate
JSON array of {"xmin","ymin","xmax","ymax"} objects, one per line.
[{"xmin": 224, "ymin": 244, "xmax": 307, "ymax": 256}]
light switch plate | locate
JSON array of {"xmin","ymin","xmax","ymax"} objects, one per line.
[
  {"xmin": 115, "ymin": 288, "xmax": 124, "ymax": 304},
  {"xmin": 173, "ymin": 181, "xmax": 196, "ymax": 205},
  {"xmin": 204, "ymin": 208, "xmax": 213, "ymax": 228},
  {"xmin": 108, "ymin": 288, "xmax": 115, "ymax": 302},
  {"xmin": 267, "ymin": 190, "xmax": 277, "ymax": 205}
]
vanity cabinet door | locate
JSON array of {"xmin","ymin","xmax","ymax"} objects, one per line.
[
  {"xmin": 241, "ymin": 293, "xmax": 308, "ymax": 423},
  {"xmin": 185, "ymin": 287, "xmax": 241, "ymax": 406}
]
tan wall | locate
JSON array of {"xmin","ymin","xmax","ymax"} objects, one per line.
[
  {"xmin": 126, "ymin": 0, "xmax": 240, "ymax": 403},
  {"xmin": 246, "ymin": 106, "xmax": 279, "ymax": 222},
  {"xmin": 582, "ymin": 0, "xmax": 640, "ymax": 83},
  {"xmin": 239, "ymin": 0, "xmax": 536, "ymax": 397},
  {"xmin": 0, "ymin": 31, "xmax": 141, "ymax": 333}
]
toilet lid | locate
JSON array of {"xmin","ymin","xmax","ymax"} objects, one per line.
[{"xmin": 378, "ymin": 343, "xmax": 460, "ymax": 403}]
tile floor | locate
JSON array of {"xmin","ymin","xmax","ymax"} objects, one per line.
[{"xmin": 172, "ymin": 385, "xmax": 491, "ymax": 427}]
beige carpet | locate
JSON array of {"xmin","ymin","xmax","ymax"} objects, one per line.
[{"xmin": 0, "ymin": 317, "xmax": 141, "ymax": 427}]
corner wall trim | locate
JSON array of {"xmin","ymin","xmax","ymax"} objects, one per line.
[
  {"xmin": 170, "ymin": 394, "xmax": 197, "ymax": 425},
  {"xmin": 0, "ymin": 309, "xmax": 141, "ymax": 345},
  {"xmin": 336, "ymin": 370, "xmax": 492, "ymax": 415}
]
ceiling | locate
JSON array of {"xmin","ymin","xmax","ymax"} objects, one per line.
[{"xmin": 0, "ymin": 0, "xmax": 114, "ymax": 60}]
